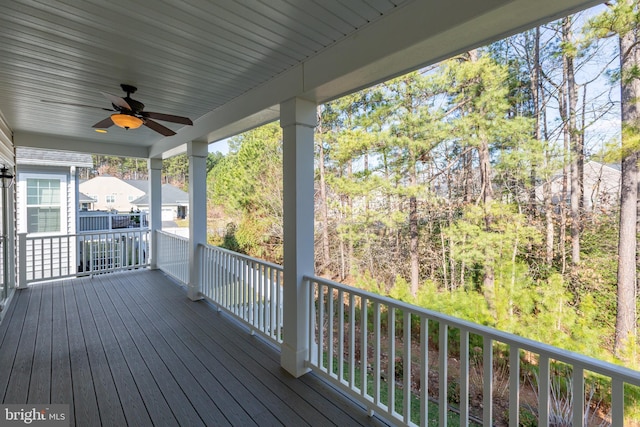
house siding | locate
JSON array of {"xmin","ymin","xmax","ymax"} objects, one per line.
[
  {"xmin": 80, "ymin": 176, "xmax": 146, "ymax": 212},
  {"xmin": 0, "ymin": 112, "xmax": 15, "ymax": 316},
  {"xmin": 535, "ymin": 161, "xmax": 621, "ymax": 212}
]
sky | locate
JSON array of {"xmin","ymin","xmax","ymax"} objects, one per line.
[{"xmin": 209, "ymin": 138, "xmax": 229, "ymax": 155}]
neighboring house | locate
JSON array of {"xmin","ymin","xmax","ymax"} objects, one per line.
[
  {"xmin": 80, "ymin": 176, "xmax": 189, "ymax": 221},
  {"xmin": 132, "ymin": 183, "xmax": 189, "ymax": 221},
  {"xmin": 79, "ymin": 175, "xmax": 146, "ymax": 212},
  {"xmin": 535, "ymin": 160, "xmax": 621, "ymax": 212},
  {"xmin": 79, "ymin": 192, "xmax": 96, "ymax": 211},
  {"xmin": 16, "ymin": 147, "xmax": 93, "ymax": 235}
]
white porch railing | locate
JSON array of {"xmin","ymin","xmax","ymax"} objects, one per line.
[
  {"xmin": 305, "ymin": 275, "xmax": 640, "ymax": 427},
  {"xmin": 78, "ymin": 210, "xmax": 148, "ymax": 232},
  {"xmin": 18, "ymin": 229, "xmax": 149, "ymax": 285},
  {"xmin": 156, "ymin": 230, "xmax": 189, "ymax": 284},
  {"xmin": 154, "ymin": 232, "xmax": 284, "ymax": 345},
  {"xmin": 199, "ymin": 244, "xmax": 284, "ymax": 346},
  {"xmin": 152, "ymin": 234, "xmax": 640, "ymax": 426}
]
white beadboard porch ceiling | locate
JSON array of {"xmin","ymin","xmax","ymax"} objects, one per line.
[{"xmin": 1, "ymin": 0, "xmax": 601, "ymax": 159}]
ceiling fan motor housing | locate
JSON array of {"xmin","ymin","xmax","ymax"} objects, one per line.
[
  {"xmin": 116, "ymin": 98, "xmax": 144, "ymax": 114},
  {"xmin": 119, "ymin": 84, "xmax": 144, "ymax": 113}
]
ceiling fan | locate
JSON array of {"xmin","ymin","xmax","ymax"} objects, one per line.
[{"xmin": 42, "ymin": 84, "xmax": 193, "ymax": 136}]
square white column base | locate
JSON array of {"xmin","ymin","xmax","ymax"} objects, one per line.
[{"xmin": 280, "ymin": 343, "xmax": 311, "ymax": 378}]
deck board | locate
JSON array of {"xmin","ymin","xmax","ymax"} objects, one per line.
[
  {"xmin": 109, "ymin": 275, "xmax": 262, "ymax": 426},
  {"xmin": 89, "ymin": 276, "xmax": 180, "ymax": 427},
  {"xmin": 5, "ymin": 285, "xmax": 41, "ymax": 403},
  {"xmin": 80, "ymin": 280, "xmax": 155, "ymax": 427},
  {"xmin": 50, "ymin": 283, "xmax": 73, "ymax": 422},
  {"xmin": 63, "ymin": 282, "xmax": 101, "ymax": 427},
  {"xmin": 72, "ymin": 280, "xmax": 128, "ymax": 427},
  {"xmin": 96, "ymin": 277, "xmax": 208, "ymax": 427},
  {"xmin": 28, "ymin": 284, "xmax": 52, "ymax": 403},
  {"xmin": 118, "ymin": 274, "xmax": 296, "ymax": 426},
  {"xmin": 0, "ymin": 269, "xmax": 388, "ymax": 427}
]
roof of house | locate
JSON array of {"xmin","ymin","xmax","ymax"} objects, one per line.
[
  {"xmin": 132, "ymin": 184, "xmax": 189, "ymax": 206},
  {"xmin": 547, "ymin": 160, "xmax": 620, "ymax": 182},
  {"xmin": 78, "ymin": 192, "xmax": 96, "ymax": 203},
  {"xmin": 16, "ymin": 147, "xmax": 93, "ymax": 168},
  {"xmin": 123, "ymin": 179, "xmax": 149, "ymax": 192}
]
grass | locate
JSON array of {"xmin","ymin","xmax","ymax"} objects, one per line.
[{"xmin": 323, "ymin": 353, "xmax": 481, "ymax": 427}]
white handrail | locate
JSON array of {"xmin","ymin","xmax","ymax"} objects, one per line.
[
  {"xmin": 156, "ymin": 230, "xmax": 189, "ymax": 284},
  {"xmin": 78, "ymin": 211, "xmax": 148, "ymax": 232},
  {"xmin": 199, "ymin": 244, "xmax": 284, "ymax": 346},
  {"xmin": 150, "ymin": 236, "xmax": 640, "ymax": 426},
  {"xmin": 19, "ymin": 229, "xmax": 149, "ymax": 285},
  {"xmin": 305, "ymin": 274, "xmax": 640, "ymax": 427}
]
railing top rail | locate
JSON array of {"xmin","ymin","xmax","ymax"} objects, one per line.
[
  {"xmin": 305, "ymin": 274, "xmax": 640, "ymax": 385},
  {"xmin": 79, "ymin": 229, "xmax": 148, "ymax": 236},
  {"xmin": 156, "ymin": 229, "xmax": 190, "ymax": 243},
  {"xmin": 24, "ymin": 229, "xmax": 149, "ymax": 241},
  {"xmin": 78, "ymin": 211, "xmax": 145, "ymax": 215},
  {"xmin": 199, "ymin": 242, "xmax": 283, "ymax": 271}
]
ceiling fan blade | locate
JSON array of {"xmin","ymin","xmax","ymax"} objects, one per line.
[
  {"xmin": 141, "ymin": 111, "xmax": 193, "ymax": 125},
  {"xmin": 92, "ymin": 117, "xmax": 114, "ymax": 128},
  {"xmin": 101, "ymin": 92, "xmax": 131, "ymax": 111},
  {"xmin": 144, "ymin": 119, "xmax": 176, "ymax": 136},
  {"xmin": 41, "ymin": 100, "xmax": 113, "ymax": 111}
]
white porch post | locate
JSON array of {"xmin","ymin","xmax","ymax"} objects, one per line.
[
  {"xmin": 148, "ymin": 158, "xmax": 162, "ymax": 270},
  {"xmin": 187, "ymin": 140, "xmax": 208, "ymax": 301},
  {"xmin": 280, "ymin": 97, "xmax": 316, "ymax": 377}
]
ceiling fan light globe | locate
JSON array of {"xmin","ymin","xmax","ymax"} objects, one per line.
[{"xmin": 111, "ymin": 113, "xmax": 143, "ymax": 130}]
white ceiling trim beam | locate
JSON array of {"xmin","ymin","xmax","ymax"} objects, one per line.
[
  {"xmin": 149, "ymin": 0, "xmax": 602, "ymax": 158},
  {"xmin": 150, "ymin": 106, "xmax": 280, "ymax": 159},
  {"xmin": 147, "ymin": 65, "xmax": 295, "ymax": 158},
  {"xmin": 14, "ymin": 131, "xmax": 149, "ymax": 159}
]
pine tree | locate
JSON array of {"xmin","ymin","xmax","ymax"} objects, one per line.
[{"xmin": 587, "ymin": 0, "xmax": 640, "ymax": 359}]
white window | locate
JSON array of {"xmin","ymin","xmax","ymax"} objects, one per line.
[
  {"xmin": 128, "ymin": 195, "xmax": 135, "ymax": 202},
  {"xmin": 26, "ymin": 178, "xmax": 61, "ymax": 233},
  {"xmin": 105, "ymin": 194, "xmax": 116, "ymax": 203}
]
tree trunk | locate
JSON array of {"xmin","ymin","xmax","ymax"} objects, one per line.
[
  {"xmin": 559, "ymin": 62, "xmax": 569, "ymax": 274},
  {"xmin": 564, "ymin": 17, "xmax": 582, "ymax": 266},
  {"xmin": 347, "ymin": 161, "xmax": 354, "ymax": 276},
  {"xmin": 317, "ymin": 108, "xmax": 331, "ymax": 274},
  {"xmin": 408, "ymin": 148, "xmax": 420, "ymax": 296},
  {"xmin": 463, "ymin": 150, "xmax": 473, "ymax": 203},
  {"xmin": 479, "ymin": 140, "xmax": 495, "ymax": 310},
  {"xmin": 529, "ymin": 26, "xmax": 541, "ymax": 215},
  {"xmin": 615, "ymin": 10, "xmax": 639, "ymax": 357},
  {"xmin": 466, "ymin": 48, "xmax": 496, "ymax": 312},
  {"xmin": 409, "ymin": 194, "xmax": 419, "ymax": 296}
]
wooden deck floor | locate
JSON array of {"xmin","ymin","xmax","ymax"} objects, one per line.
[{"xmin": 0, "ymin": 270, "xmax": 388, "ymax": 427}]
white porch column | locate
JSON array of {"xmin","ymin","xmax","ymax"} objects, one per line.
[
  {"xmin": 280, "ymin": 97, "xmax": 316, "ymax": 377},
  {"xmin": 187, "ymin": 140, "xmax": 208, "ymax": 301},
  {"xmin": 148, "ymin": 158, "xmax": 162, "ymax": 270}
]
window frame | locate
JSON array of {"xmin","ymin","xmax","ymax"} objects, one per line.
[{"xmin": 20, "ymin": 173, "xmax": 68, "ymax": 236}]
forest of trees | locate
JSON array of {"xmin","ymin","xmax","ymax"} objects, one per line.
[{"xmin": 206, "ymin": 3, "xmax": 640, "ymax": 372}]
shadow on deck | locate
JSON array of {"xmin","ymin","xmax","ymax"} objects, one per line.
[{"xmin": 0, "ymin": 270, "xmax": 388, "ymax": 426}]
